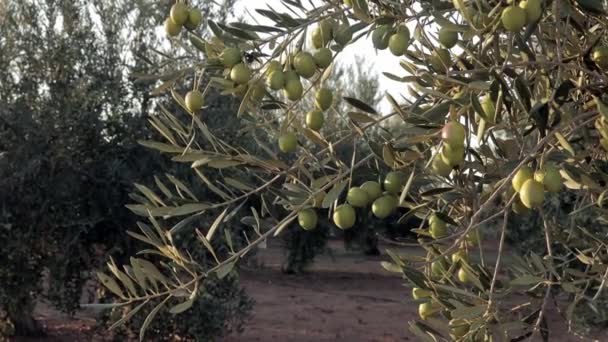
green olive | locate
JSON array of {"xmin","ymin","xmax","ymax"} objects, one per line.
[
  {"xmin": 501, "ymin": 6, "xmax": 527, "ymax": 32},
  {"xmin": 305, "ymin": 110, "xmax": 324, "ymax": 131},
  {"xmin": 429, "ymin": 214, "xmax": 448, "ymax": 239},
  {"xmin": 230, "ymin": 63, "xmax": 252, "ymax": 84},
  {"xmin": 347, "ymin": 187, "xmax": 370, "ymax": 208},
  {"xmin": 267, "ymin": 70, "xmax": 285, "ymax": 91},
  {"xmin": 372, "ymin": 25, "xmax": 391, "ymax": 50},
  {"xmin": 283, "ymin": 79, "xmax": 303, "ymax": 101},
  {"xmin": 441, "ymin": 121, "xmax": 465, "ymax": 147},
  {"xmin": 184, "ymin": 8, "xmax": 202, "ymax": 29},
  {"xmin": 438, "ymin": 28, "xmax": 458, "ymax": 49},
  {"xmin": 221, "ymin": 48, "xmax": 242, "ymax": 68},
  {"xmin": 293, "ymin": 52, "xmax": 316, "ymax": 79},
  {"xmin": 512, "ymin": 166, "xmax": 533, "ymax": 193},
  {"xmin": 333, "ymin": 204, "xmax": 356, "ymax": 229},
  {"xmin": 298, "ymin": 209, "xmax": 318, "ymax": 230},
  {"xmin": 315, "ymin": 88, "xmax": 333, "ymax": 111},
  {"xmin": 534, "ymin": 165, "xmax": 561, "ymax": 193},
  {"xmin": 388, "ymin": 28, "xmax": 410, "ymax": 56},
  {"xmin": 170, "ymin": 3, "xmax": 189, "ymax": 26},
  {"xmin": 185, "ymin": 90, "xmax": 204, "ymax": 112},
  {"xmin": 360, "ymin": 181, "xmax": 382, "ymax": 201},
  {"xmin": 372, "ymin": 195, "xmax": 397, "ymax": 219},
  {"xmin": 313, "ymin": 48, "xmax": 332, "ymax": 69},
  {"xmin": 165, "ymin": 17, "xmax": 182, "ymax": 37},
  {"xmin": 519, "ymin": 179, "xmax": 545, "ymax": 209},
  {"xmin": 384, "ymin": 171, "xmax": 406, "ymax": 194},
  {"xmin": 279, "ymin": 132, "xmax": 298, "ymax": 153}
]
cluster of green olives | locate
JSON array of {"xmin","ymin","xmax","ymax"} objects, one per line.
[
  {"xmin": 334, "ymin": 172, "xmax": 406, "ymax": 229},
  {"xmin": 413, "ymin": 247, "xmax": 475, "ymax": 338},
  {"xmin": 297, "ymin": 171, "xmax": 410, "ymax": 231},
  {"xmin": 500, "ymin": 0, "xmax": 542, "ymax": 32},
  {"xmin": 164, "ymin": 2, "xmax": 202, "ymax": 37},
  {"xmin": 432, "ymin": 121, "xmax": 466, "ymax": 177},
  {"xmin": 511, "ymin": 164, "xmax": 562, "ymax": 211}
]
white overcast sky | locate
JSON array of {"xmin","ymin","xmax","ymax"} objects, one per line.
[{"xmin": 233, "ymin": 0, "xmax": 406, "ymax": 111}]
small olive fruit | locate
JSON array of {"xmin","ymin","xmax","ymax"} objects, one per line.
[
  {"xmin": 185, "ymin": 8, "xmax": 202, "ymax": 29},
  {"xmin": 360, "ymin": 181, "xmax": 382, "ymax": 201},
  {"xmin": 284, "ymin": 79, "xmax": 303, "ymax": 101},
  {"xmin": 519, "ymin": 0, "xmax": 542, "ymax": 23},
  {"xmin": 298, "ymin": 209, "xmax": 318, "ymax": 230},
  {"xmin": 251, "ymin": 83, "xmax": 266, "ymax": 102},
  {"xmin": 305, "ymin": 110, "xmax": 324, "ymax": 131},
  {"xmin": 418, "ymin": 302, "xmax": 437, "ymax": 320},
  {"xmin": 430, "ymin": 48, "xmax": 451, "ymax": 72},
  {"xmin": 313, "ymin": 48, "xmax": 332, "ymax": 69},
  {"xmin": 441, "ymin": 144, "xmax": 465, "ymax": 167},
  {"xmin": 512, "ymin": 166, "xmax": 533, "ymax": 193},
  {"xmin": 278, "ymin": 132, "xmax": 298, "ymax": 153},
  {"xmin": 432, "ymin": 156, "xmax": 452, "ymax": 177},
  {"xmin": 333, "ymin": 204, "xmax": 356, "ymax": 229},
  {"xmin": 512, "ymin": 197, "xmax": 531, "ymax": 215},
  {"xmin": 170, "ymin": 3, "xmax": 189, "ymax": 26},
  {"xmin": 451, "ymin": 250, "xmax": 468, "ymax": 264},
  {"xmin": 267, "ymin": 70, "xmax": 286, "ymax": 90},
  {"xmin": 221, "ymin": 48, "xmax": 242, "ymax": 68},
  {"xmin": 431, "ymin": 259, "xmax": 447, "ymax": 277},
  {"xmin": 266, "ymin": 60, "xmax": 282, "ymax": 74},
  {"xmin": 311, "ymin": 20, "xmax": 333, "ymax": 48},
  {"xmin": 334, "ymin": 24, "xmax": 353, "ymax": 46},
  {"xmin": 384, "ymin": 171, "xmax": 406, "ymax": 194},
  {"xmin": 388, "ymin": 28, "xmax": 410, "ymax": 56},
  {"xmin": 457, "ymin": 267, "xmax": 472, "ymax": 284},
  {"xmin": 429, "ymin": 214, "xmax": 448, "ymax": 239},
  {"xmin": 315, "ymin": 88, "xmax": 333, "ymax": 111},
  {"xmin": 501, "ymin": 6, "xmax": 527, "ymax": 32},
  {"xmin": 165, "ymin": 17, "xmax": 182, "ymax": 37},
  {"xmin": 534, "ymin": 165, "xmax": 561, "ymax": 193},
  {"xmin": 592, "ymin": 46, "xmax": 608, "ymax": 69},
  {"xmin": 481, "ymin": 96, "xmax": 497, "ymax": 123},
  {"xmin": 519, "ymin": 179, "xmax": 545, "ymax": 209},
  {"xmin": 372, "ymin": 195, "xmax": 397, "ymax": 219},
  {"xmin": 284, "ymin": 70, "xmax": 300, "ymax": 82},
  {"xmin": 441, "ymin": 121, "xmax": 466, "ymax": 147},
  {"xmin": 230, "ymin": 63, "xmax": 252, "ymax": 84},
  {"xmin": 372, "ymin": 25, "xmax": 391, "ymax": 50},
  {"xmin": 347, "ymin": 187, "xmax": 369, "ymax": 208},
  {"xmin": 185, "ymin": 90, "xmax": 204, "ymax": 112},
  {"xmin": 412, "ymin": 287, "xmax": 431, "ymax": 300},
  {"xmin": 438, "ymin": 28, "xmax": 458, "ymax": 49},
  {"xmin": 293, "ymin": 52, "xmax": 316, "ymax": 79}
]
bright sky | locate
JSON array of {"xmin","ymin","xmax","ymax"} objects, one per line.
[{"xmin": 233, "ymin": 0, "xmax": 407, "ymax": 111}]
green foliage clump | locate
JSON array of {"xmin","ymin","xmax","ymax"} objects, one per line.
[{"xmin": 101, "ymin": 272, "xmax": 252, "ymax": 341}]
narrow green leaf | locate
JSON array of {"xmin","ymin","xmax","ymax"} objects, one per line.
[
  {"xmin": 169, "ymin": 297, "xmax": 196, "ymax": 315},
  {"xmin": 97, "ymin": 272, "xmax": 126, "ymax": 299},
  {"xmin": 140, "ymin": 296, "xmax": 170, "ymax": 342}
]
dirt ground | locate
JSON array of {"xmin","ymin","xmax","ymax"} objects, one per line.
[{"xmin": 13, "ymin": 240, "xmax": 608, "ymax": 342}]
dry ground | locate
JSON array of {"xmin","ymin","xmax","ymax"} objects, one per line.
[{"xmin": 12, "ymin": 240, "xmax": 607, "ymax": 341}]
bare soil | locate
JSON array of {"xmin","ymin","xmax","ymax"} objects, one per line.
[{"xmin": 12, "ymin": 240, "xmax": 607, "ymax": 342}]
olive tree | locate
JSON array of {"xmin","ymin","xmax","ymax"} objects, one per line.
[{"xmin": 97, "ymin": 0, "xmax": 608, "ymax": 340}]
